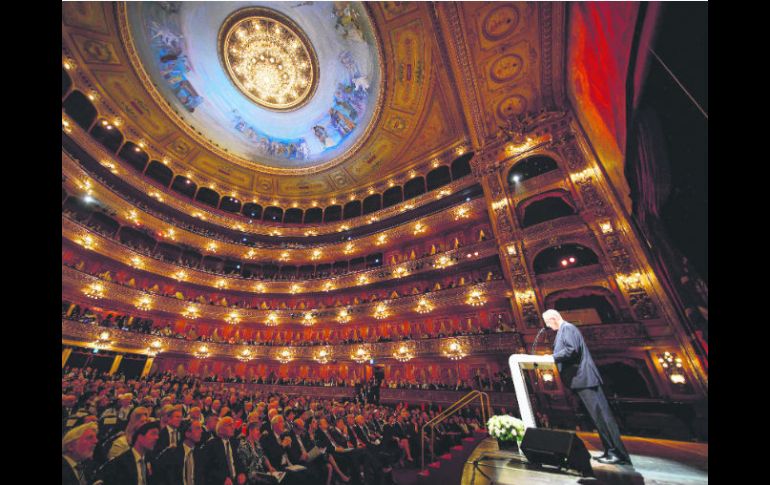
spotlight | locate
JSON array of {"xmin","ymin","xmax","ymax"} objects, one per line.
[
  {"xmin": 569, "ymin": 257, "xmax": 576, "ymax": 263},
  {"xmin": 561, "ymin": 260, "xmax": 568, "ymax": 266}
]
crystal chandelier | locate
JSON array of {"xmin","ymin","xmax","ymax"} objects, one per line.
[
  {"xmin": 237, "ymin": 348, "xmax": 254, "ymax": 362},
  {"xmin": 220, "ymin": 7, "xmax": 317, "ymax": 111},
  {"xmin": 135, "ymin": 295, "xmax": 152, "ymax": 311},
  {"xmin": 443, "ymin": 339, "xmax": 466, "ymax": 361},
  {"xmin": 393, "ymin": 343, "xmax": 414, "ymax": 362},
  {"xmin": 351, "ymin": 346, "xmax": 371, "ymax": 364},
  {"xmin": 394, "ymin": 266, "xmax": 409, "ymax": 278},
  {"xmin": 337, "ymin": 308, "xmax": 351, "ymax": 324},
  {"xmin": 434, "ymin": 255, "xmax": 453, "ymax": 269},
  {"xmin": 225, "ymin": 311, "xmax": 241, "ymax": 325},
  {"xmin": 182, "ymin": 305, "xmax": 200, "ymax": 320},
  {"xmin": 659, "ymin": 351, "xmax": 687, "ymax": 384},
  {"xmin": 277, "ymin": 348, "xmax": 294, "ymax": 364},
  {"xmin": 373, "ymin": 302, "xmax": 388, "ymax": 320},
  {"xmin": 265, "ymin": 312, "xmax": 279, "ymax": 327},
  {"xmin": 146, "ymin": 339, "xmax": 163, "ymax": 357},
  {"xmin": 83, "ymin": 282, "xmax": 105, "ymax": 300},
  {"xmin": 93, "ymin": 331, "xmax": 112, "ymax": 349},
  {"xmin": 466, "ymin": 288, "xmax": 486, "ymax": 307},
  {"xmin": 301, "ymin": 312, "xmax": 316, "ymax": 326},
  {"xmin": 415, "ymin": 298, "xmax": 433, "ymax": 314},
  {"xmin": 194, "ymin": 345, "xmax": 210, "ymax": 359},
  {"xmin": 314, "ymin": 347, "xmax": 332, "ymax": 364}
]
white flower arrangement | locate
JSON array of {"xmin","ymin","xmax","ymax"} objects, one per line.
[{"xmin": 487, "ymin": 414, "xmax": 526, "ymax": 442}]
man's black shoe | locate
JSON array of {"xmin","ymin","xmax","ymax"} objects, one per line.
[
  {"xmin": 597, "ymin": 454, "xmax": 631, "ymax": 466},
  {"xmin": 591, "ymin": 452, "xmax": 609, "ymax": 461}
]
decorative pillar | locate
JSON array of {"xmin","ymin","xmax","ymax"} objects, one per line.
[
  {"xmin": 141, "ymin": 357, "xmax": 155, "ymax": 378},
  {"xmin": 62, "ymin": 348, "xmax": 73, "ymax": 369},
  {"xmin": 471, "ymin": 148, "xmax": 542, "ymax": 333},
  {"xmin": 108, "ymin": 355, "xmax": 123, "ymax": 375}
]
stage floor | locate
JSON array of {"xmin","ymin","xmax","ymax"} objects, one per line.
[{"xmin": 460, "ymin": 433, "xmax": 707, "ymax": 485}]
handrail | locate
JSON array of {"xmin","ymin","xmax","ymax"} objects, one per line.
[{"xmin": 420, "ymin": 390, "xmax": 492, "ymax": 470}]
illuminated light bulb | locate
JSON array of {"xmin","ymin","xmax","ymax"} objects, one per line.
[
  {"xmin": 569, "ymin": 257, "xmax": 576, "ymax": 263},
  {"xmin": 265, "ymin": 312, "xmax": 279, "ymax": 326}
]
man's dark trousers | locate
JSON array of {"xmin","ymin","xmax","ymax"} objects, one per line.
[{"xmin": 575, "ymin": 386, "xmax": 630, "ymax": 461}]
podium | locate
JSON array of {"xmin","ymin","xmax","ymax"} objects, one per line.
[{"xmin": 508, "ymin": 354, "xmax": 555, "ymax": 428}]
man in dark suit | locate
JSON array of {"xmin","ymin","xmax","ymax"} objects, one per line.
[
  {"xmin": 155, "ymin": 406, "xmax": 183, "ymax": 454},
  {"xmin": 544, "ymin": 309, "xmax": 632, "ymax": 465},
  {"xmin": 202, "ymin": 416, "xmax": 247, "ymax": 485},
  {"xmin": 97, "ymin": 420, "xmax": 161, "ymax": 485},
  {"xmin": 153, "ymin": 419, "xmax": 205, "ymax": 485},
  {"xmin": 62, "ymin": 422, "xmax": 99, "ymax": 485}
]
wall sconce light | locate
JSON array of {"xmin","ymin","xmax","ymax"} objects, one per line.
[{"xmin": 265, "ymin": 312, "xmax": 279, "ymax": 327}]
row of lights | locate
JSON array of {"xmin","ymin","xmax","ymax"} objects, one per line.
[{"xmin": 82, "ymin": 283, "xmax": 488, "ymax": 324}]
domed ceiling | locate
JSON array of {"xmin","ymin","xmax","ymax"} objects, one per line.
[
  {"xmin": 125, "ymin": 1, "xmax": 383, "ymax": 173},
  {"xmin": 63, "ymin": 2, "xmax": 565, "ymax": 200}
]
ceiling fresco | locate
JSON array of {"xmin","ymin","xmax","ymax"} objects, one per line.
[{"xmin": 125, "ymin": 1, "xmax": 383, "ymax": 171}]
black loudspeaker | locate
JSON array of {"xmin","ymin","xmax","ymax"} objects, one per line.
[{"xmin": 520, "ymin": 428, "xmax": 593, "ymax": 476}]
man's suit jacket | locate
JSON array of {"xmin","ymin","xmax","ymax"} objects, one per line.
[
  {"xmin": 259, "ymin": 431, "xmax": 291, "ymax": 470},
  {"xmin": 314, "ymin": 428, "xmax": 342, "ymax": 450},
  {"xmin": 287, "ymin": 429, "xmax": 315, "ymax": 464},
  {"xmin": 153, "ymin": 443, "xmax": 205, "ymax": 485},
  {"xmin": 552, "ymin": 321, "xmax": 602, "ymax": 389},
  {"xmin": 352, "ymin": 424, "xmax": 375, "ymax": 447},
  {"xmin": 203, "ymin": 437, "xmax": 245, "ymax": 485},
  {"xmin": 155, "ymin": 427, "xmax": 180, "ymax": 454},
  {"xmin": 62, "ymin": 457, "xmax": 82, "ymax": 485},
  {"xmin": 96, "ymin": 449, "xmax": 149, "ymax": 485}
]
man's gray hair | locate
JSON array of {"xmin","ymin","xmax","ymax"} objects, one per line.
[{"xmin": 542, "ymin": 309, "xmax": 562, "ymax": 320}]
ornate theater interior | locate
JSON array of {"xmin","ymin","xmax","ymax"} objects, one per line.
[{"xmin": 62, "ymin": 2, "xmax": 707, "ymax": 484}]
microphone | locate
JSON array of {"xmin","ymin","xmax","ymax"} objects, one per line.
[{"xmin": 531, "ymin": 327, "xmax": 547, "ymax": 356}]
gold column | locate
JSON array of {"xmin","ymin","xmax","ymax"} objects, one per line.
[
  {"xmin": 62, "ymin": 348, "xmax": 73, "ymax": 369},
  {"xmin": 108, "ymin": 355, "xmax": 123, "ymax": 375},
  {"xmin": 141, "ymin": 357, "xmax": 155, "ymax": 378}
]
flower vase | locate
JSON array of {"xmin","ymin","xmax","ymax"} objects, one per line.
[
  {"xmin": 496, "ymin": 438, "xmax": 519, "ymax": 452},
  {"xmin": 516, "ymin": 436, "xmax": 524, "ymax": 454}
]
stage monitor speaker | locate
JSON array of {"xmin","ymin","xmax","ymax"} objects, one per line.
[{"xmin": 520, "ymin": 428, "xmax": 593, "ymax": 476}]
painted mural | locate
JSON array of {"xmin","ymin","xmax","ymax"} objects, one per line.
[{"xmin": 126, "ymin": 1, "xmax": 382, "ymax": 170}]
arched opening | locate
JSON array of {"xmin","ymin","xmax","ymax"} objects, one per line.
[
  {"xmin": 181, "ymin": 248, "xmax": 203, "ymax": 268},
  {"xmin": 89, "ymin": 212, "xmax": 120, "ymax": 237},
  {"xmin": 533, "ymin": 243, "xmax": 600, "ymax": 274},
  {"xmin": 242, "ymin": 263, "xmax": 260, "ymax": 279},
  {"xmin": 508, "ymin": 155, "xmax": 559, "ymax": 187},
  {"xmin": 298, "ymin": 265, "xmax": 315, "ymax": 278},
  {"xmin": 62, "ymin": 68, "xmax": 72, "ymax": 98},
  {"xmin": 263, "ymin": 206, "xmax": 283, "ymax": 222},
  {"xmin": 598, "ymin": 362, "xmax": 653, "ymax": 398},
  {"xmin": 283, "ymin": 208, "xmax": 303, "ymax": 224},
  {"xmin": 202, "ymin": 256, "xmax": 224, "ymax": 273},
  {"xmin": 382, "ymin": 186, "xmax": 403, "ymax": 208},
  {"xmin": 170, "ymin": 176, "xmax": 197, "ymax": 198},
  {"xmin": 223, "ymin": 259, "xmax": 241, "ymax": 275},
  {"xmin": 451, "ymin": 153, "xmax": 474, "ymax": 179},
  {"xmin": 280, "ymin": 265, "xmax": 297, "ymax": 279},
  {"xmin": 316, "ymin": 263, "xmax": 331, "ymax": 277},
  {"xmin": 362, "ymin": 194, "xmax": 381, "ymax": 215},
  {"xmin": 366, "ymin": 253, "xmax": 383, "ymax": 268},
  {"xmin": 518, "ymin": 192, "xmax": 577, "ymax": 227},
  {"xmin": 62, "ymin": 196, "xmax": 93, "ymax": 223},
  {"xmin": 343, "ymin": 200, "xmax": 362, "ymax": 220},
  {"xmin": 195, "ymin": 187, "xmax": 220, "ymax": 209},
  {"xmin": 262, "ymin": 263, "xmax": 279, "ymax": 279},
  {"xmin": 118, "ymin": 142, "xmax": 149, "ymax": 173},
  {"xmin": 242, "ymin": 203, "xmax": 262, "ymax": 220},
  {"xmin": 332, "ymin": 261, "xmax": 348, "ymax": 275},
  {"xmin": 404, "ymin": 177, "xmax": 426, "ymax": 200},
  {"xmin": 219, "ymin": 196, "xmax": 242, "ymax": 214},
  {"xmin": 349, "ymin": 257, "xmax": 366, "ymax": 272},
  {"xmin": 90, "ymin": 121, "xmax": 124, "ymax": 154},
  {"xmin": 303, "ymin": 207, "xmax": 322, "ymax": 224},
  {"xmin": 544, "ymin": 287, "xmax": 620, "ymax": 324},
  {"xmin": 426, "ymin": 166, "xmax": 452, "ymax": 191},
  {"xmin": 323, "ymin": 205, "xmax": 342, "ymax": 223},
  {"xmin": 145, "ymin": 161, "xmax": 173, "ymax": 187},
  {"xmin": 118, "ymin": 226, "xmax": 156, "ymax": 253},
  {"xmin": 157, "ymin": 242, "xmax": 182, "ymax": 263},
  {"xmin": 63, "ymin": 91, "xmax": 97, "ymax": 129}
]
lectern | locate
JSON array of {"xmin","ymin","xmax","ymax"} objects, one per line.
[{"xmin": 508, "ymin": 354, "xmax": 555, "ymax": 428}]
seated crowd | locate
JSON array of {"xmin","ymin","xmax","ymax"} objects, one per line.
[{"xmin": 63, "ymin": 369, "xmax": 490, "ymax": 485}]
